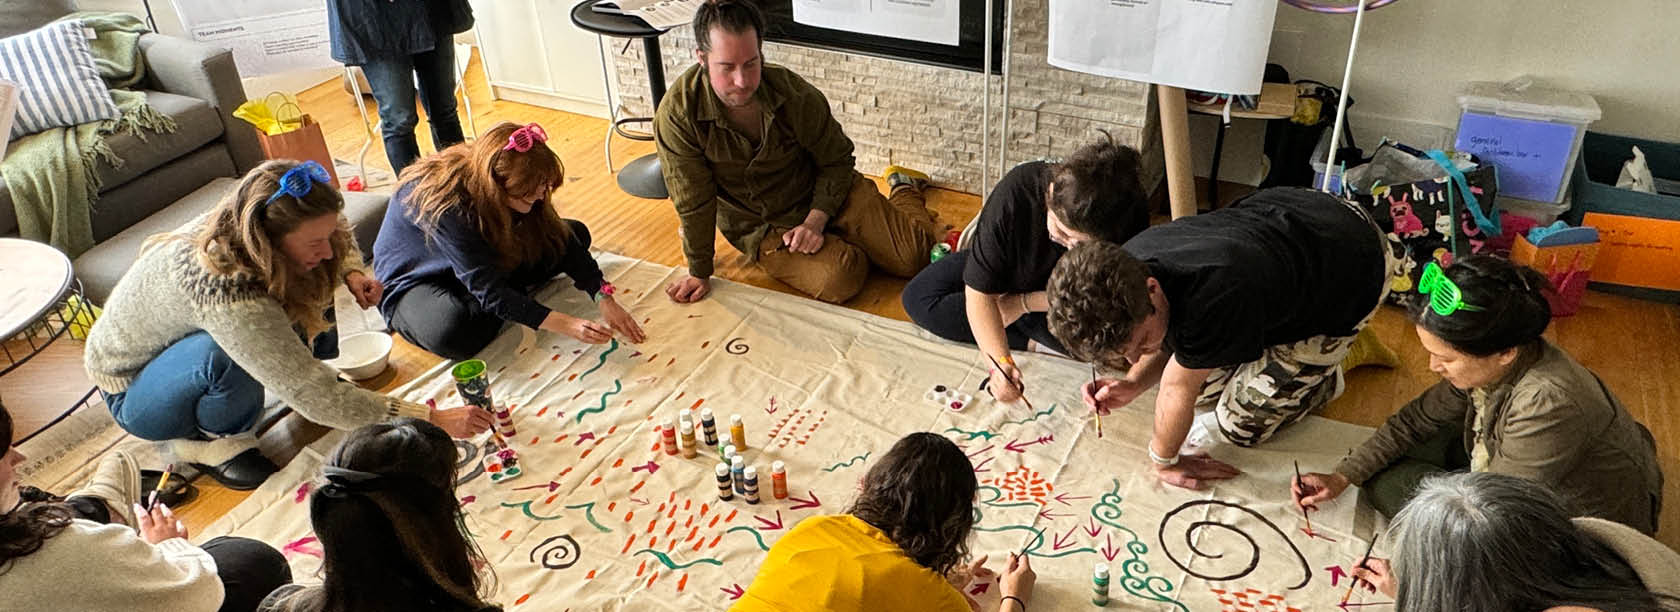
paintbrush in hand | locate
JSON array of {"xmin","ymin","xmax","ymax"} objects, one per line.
[
  {"xmin": 1342, "ymin": 530, "xmax": 1381, "ymax": 604},
  {"xmin": 147, "ymin": 464, "xmax": 174, "ymax": 510},
  {"xmin": 1293, "ymin": 460, "xmax": 1314, "ymax": 534},
  {"xmin": 1090, "ymin": 363, "xmax": 1102, "ymax": 438},
  {"xmin": 984, "ymin": 353, "xmax": 1034, "ymax": 410}
]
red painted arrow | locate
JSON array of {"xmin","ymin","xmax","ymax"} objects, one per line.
[
  {"xmin": 1055, "ymin": 492, "xmax": 1092, "ymax": 506},
  {"xmin": 1325, "ymin": 565, "xmax": 1349, "ymax": 587},
  {"xmin": 721, "ymin": 584, "xmax": 744, "ymax": 600},
  {"xmin": 1004, "ymin": 434, "xmax": 1054, "ymax": 453},
  {"xmin": 969, "ymin": 582, "xmax": 990, "ymax": 596},
  {"xmin": 574, "ymin": 432, "xmax": 596, "ymax": 445},
  {"xmin": 1100, "ymin": 534, "xmax": 1120, "ymax": 561},
  {"xmin": 755, "ymin": 510, "xmax": 785, "ymax": 531},
  {"xmin": 1083, "ymin": 517, "xmax": 1103, "ymax": 538},
  {"xmin": 511, "ymin": 481, "xmax": 564, "ymax": 492},
  {"xmin": 631, "ymin": 460, "xmax": 660, "ymax": 474},
  {"xmin": 789, "ymin": 491, "xmax": 822, "ymax": 510},
  {"xmin": 972, "ymin": 457, "xmax": 995, "ymax": 473},
  {"xmin": 1037, "ymin": 507, "xmax": 1069, "ymax": 522},
  {"xmin": 1338, "ymin": 601, "xmax": 1394, "ymax": 610},
  {"xmin": 1051, "ymin": 526, "xmax": 1079, "ymax": 550},
  {"xmin": 629, "ymin": 497, "xmax": 650, "ymax": 505}
]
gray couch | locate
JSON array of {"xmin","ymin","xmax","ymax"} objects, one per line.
[{"xmin": 1, "ymin": 0, "xmax": 387, "ymax": 304}]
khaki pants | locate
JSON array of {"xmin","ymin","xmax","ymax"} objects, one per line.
[{"xmin": 757, "ymin": 175, "xmax": 937, "ymax": 303}]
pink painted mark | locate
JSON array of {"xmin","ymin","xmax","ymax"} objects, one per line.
[
  {"xmin": 574, "ymin": 432, "xmax": 597, "ymax": 445},
  {"xmin": 1301, "ymin": 526, "xmax": 1340, "ymax": 542},
  {"xmin": 766, "ymin": 397, "xmax": 777, "ymax": 414},
  {"xmin": 282, "ymin": 536, "xmax": 322, "ymax": 559},
  {"xmin": 1004, "ymin": 434, "xmax": 1054, "ymax": 453},
  {"xmin": 1082, "ymin": 517, "xmax": 1103, "ymax": 538},
  {"xmin": 629, "ymin": 351, "xmax": 643, "ymax": 358},
  {"xmin": 460, "ymin": 495, "xmax": 476, "ymax": 506},
  {"xmin": 754, "ymin": 510, "xmax": 785, "ymax": 531},
  {"xmin": 969, "ymin": 582, "xmax": 990, "ymax": 596},
  {"xmin": 787, "ymin": 491, "xmax": 821, "ymax": 510},
  {"xmin": 1054, "ymin": 492, "xmax": 1092, "ymax": 506},
  {"xmin": 294, "ymin": 482, "xmax": 311, "ymax": 503},
  {"xmin": 1037, "ymin": 508, "xmax": 1069, "ymax": 522},
  {"xmin": 1050, "ymin": 526, "xmax": 1078, "ymax": 551},
  {"xmin": 632, "ymin": 460, "xmax": 661, "ymax": 474},
  {"xmin": 1100, "ymin": 534, "xmax": 1120, "ymax": 561},
  {"xmin": 721, "ymin": 584, "xmax": 744, "ymax": 600},
  {"xmin": 971, "ymin": 457, "xmax": 995, "ymax": 473}
]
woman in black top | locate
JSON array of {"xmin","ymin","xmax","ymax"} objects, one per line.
[{"xmin": 902, "ymin": 136, "xmax": 1149, "ymax": 401}]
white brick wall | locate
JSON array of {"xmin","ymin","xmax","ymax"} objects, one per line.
[{"xmin": 607, "ymin": 0, "xmax": 1163, "ymax": 195}]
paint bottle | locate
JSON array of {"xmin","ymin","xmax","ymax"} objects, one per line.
[
  {"xmin": 700, "ymin": 408, "xmax": 719, "ymax": 446},
  {"xmin": 679, "ymin": 421, "xmax": 698, "ymax": 458},
  {"xmin": 731, "ymin": 455, "xmax": 747, "ymax": 494},
  {"xmin": 722, "ymin": 444, "xmax": 738, "ymax": 465},
  {"xmin": 770, "ymin": 460, "xmax": 788, "ymax": 499},
  {"xmin": 714, "ymin": 463, "xmax": 734, "ymax": 501},
  {"xmin": 742, "ymin": 466, "xmax": 761, "ymax": 504},
  {"xmin": 660, "ymin": 420, "xmax": 679, "ymax": 456},
  {"xmin": 729, "ymin": 414, "xmax": 748, "ymax": 450},
  {"xmin": 678, "ymin": 410, "xmax": 694, "ymax": 432},
  {"xmin": 451, "ymin": 359, "xmax": 495, "ymax": 413},
  {"xmin": 1092, "ymin": 562, "xmax": 1110, "ymax": 606},
  {"xmin": 494, "ymin": 405, "xmax": 517, "ymax": 436}
]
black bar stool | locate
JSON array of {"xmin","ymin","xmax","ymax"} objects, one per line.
[{"xmin": 572, "ymin": 0, "xmax": 671, "ymax": 200}]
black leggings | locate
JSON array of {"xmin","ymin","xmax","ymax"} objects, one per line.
[
  {"xmin": 387, "ymin": 220, "xmax": 593, "ymax": 361},
  {"xmin": 900, "ymin": 250, "xmax": 1065, "ymax": 353}
]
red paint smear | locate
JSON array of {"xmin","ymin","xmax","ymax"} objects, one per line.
[
  {"xmin": 560, "ymin": 467, "xmax": 573, "ymax": 477},
  {"xmin": 536, "ymin": 407, "xmax": 548, "ymax": 417},
  {"xmin": 607, "ymin": 425, "xmax": 618, "ymax": 434},
  {"xmin": 669, "ymin": 492, "xmax": 676, "ymax": 503},
  {"xmin": 294, "ymin": 482, "xmax": 311, "ymax": 503},
  {"xmin": 590, "ymin": 475, "xmax": 602, "ymax": 486},
  {"xmin": 608, "ymin": 502, "xmax": 616, "ymax": 512},
  {"xmin": 678, "ymin": 573, "xmax": 689, "ymax": 592},
  {"xmin": 666, "ymin": 505, "xmax": 677, "ymax": 519},
  {"xmin": 708, "ymin": 515, "xmax": 720, "ymax": 528},
  {"xmin": 664, "ymin": 522, "xmax": 676, "ymax": 536},
  {"xmin": 646, "ymin": 519, "xmax": 657, "ymax": 533},
  {"xmin": 648, "ymin": 353, "xmax": 659, "ymax": 363},
  {"xmin": 708, "ymin": 535, "xmax": 722, "ymax": 549},
  {"xmin": 667, "ymin": 539, "xmax": 676, "ymax": 552},
  {"xmin": 580, "ymin": 448, "xmax": 593, "ymax": 459},
  {"xmin": 692, "ymin": 538, "xmax": 704, "ymax": 552},
  {"xmin": 667, "ymin": 358, "xmax": 675, "ymax": 367},
  {"xmin": 648, "ymin": 536, "xmax": 658, "ymax": 548},
  {"xmin": 725, "ymin": 509, "xmax": 738, "ymax": 522},
  {"xmin": 586, "ymin": 569, "xmax": 597, "ymax": 580},
  {"xmin": 689, "ymin": 398, "xmax": 705, "ymax": 411},
  {"xmin": 552, "ymin": 354, "xmax": 560, "ymax": 361},
  {"xmin": 646, "ymin": 573, "xmax": 658, "ymax": 589},
  {"xmin": 530, "ymin": 436, "xmax": 540, "ymax": 445},
  {"xmin": 621, "ymin": 535, "xmax": 635, "ymax": 554},
  {"xmin": 701, "ymin": 341, "xmax": 710, "ymax": 349},
  {"xmin": 516, "ymin": 593, "xmax": 531, "ymax": 605},
  {"xmin": 625, "ymin": 511, "xmax": 635, "ymax": 522},
  {"xmin": 531, "ymin": 372, "xmax": 540, "ymax": 379},
  {"xmin": 568, "ymin": 373, "xmax": 578, "ymax": 381},
  {"xmin": 571, "ymin": 391, "xmax": 585, "ymax": 400},
  {"xmin": 637, "ymin": 560, "xmax": 646, "ymax": 577},
  {"xmin": 686, "ymin": 526, "xmax": 699, "ymax": 542},
  {"xmin": 630, "ymin": 480, "xmax": 645, "ymax": 494},
  {"xmin": 676, "ymin": 391, "xmax": 685, "ymax": 400},
  {"xmin": 684, "ymin": 515, "xmax": 693, "ymax": 528},
  {"xmin": 544, "ymin": 494, "xmax": 558, "ymax": 505},
  {"xmin": 553, "ymin": 434, "xmax": 567, "ymax": 443},
  {"xmin": 500, "ymin": 530, "xmax": 513, "ymax": 541},
  {"xmin": 658, "ymin": 503, "xmax": 667, "ymax": 513},
  {"xmin": 699, "ymin": 503, "xmax": 709, "ymax": 516},
  {"xmin": 613, "ymin": 458, "xmax": 624, "ymax": 468},
  {"xmin": 684, "ymin": 499, "xmax": 692, "ymax": 510}
]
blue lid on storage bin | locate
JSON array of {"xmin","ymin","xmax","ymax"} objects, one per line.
[{"xmin": 1457, "ymin": 80, "xmax": 1601, "ymax": 124}]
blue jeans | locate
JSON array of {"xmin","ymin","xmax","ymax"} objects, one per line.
[
  {"xmin": 107, "ymin": 331, "xmax": 265, "ymax": 441},
  {"xmin": 360, "ymin": 43, "xmax": 465, "ymax": 174}
]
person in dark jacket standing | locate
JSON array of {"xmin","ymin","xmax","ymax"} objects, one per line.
[{"xmin": 327, "ymin": 0, "xmax": 473, "ymax": 173}]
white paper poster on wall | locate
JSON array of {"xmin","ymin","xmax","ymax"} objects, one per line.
[
  {"xmin": 1048, "ymin": 0, "xmax": 1277, "ymax": 94},
  {"xmin": 170, "ymin": 0, "xmax": 338, "ymax": 77},
  {"xmin": 795, "ymin": 0, "xmax": 960, "ymax": 46}
]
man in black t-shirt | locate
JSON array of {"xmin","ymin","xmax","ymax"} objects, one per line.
[
  {"xmin": 1048, "ymin": 188, "xmax": 1403, "ymax": 490},
  {"xmin": 902, "ymin": 137, "xmax": 1149, "ymax": 402}
]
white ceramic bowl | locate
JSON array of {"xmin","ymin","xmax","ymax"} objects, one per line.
[{"xmin": 326, "ymin": 332, "xmax": 393, "ymax": 380}]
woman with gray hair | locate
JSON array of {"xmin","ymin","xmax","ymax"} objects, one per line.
[{"xmin": 1354, "ymin": 472, "xmax": 1679, "ymax": 612}]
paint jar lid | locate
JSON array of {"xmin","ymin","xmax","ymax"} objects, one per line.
[
  {"xmin": 450, "ymin": 359, "xmax": 487, "ymax": 381},
  {"xmin": 731, "ymin": 455, "xmax": 744, "ymax": 467},
  {"xmin": 723, "ymin": 444, "xmax": 738, "ymax": 456},
  {"xmin": 744, "ymin": 466, "xmax": 757, "ymax": 478},
  {"xmin": 680, "ymin": 421, "xmax": 694, "ymax": 433},
  {"xmin": 664, "ymin": 419, "xmax": 676, "ymax": 428},
  {"xmin": 715, "ymin": 463, "xmax": 730, "ymax": 476},
  {"xmin": 772, "ymin": 460, "xmax": 785, "ymax": 472},
  {"xmin": 701, "ymin": 407, "xmax": 714, "ymax": 418},
  {"xmin": 730, "ymin": 414, "xmax": 743, "ymax": 424},
  {"xmin": 1094, "ymin": 563, "xmax": 1110, "ymax": 578}
]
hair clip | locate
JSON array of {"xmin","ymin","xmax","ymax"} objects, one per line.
[
  {"xmin": 266, "ymin": 160, "xmax": 333, "ymax": 205},
  {"xmin": 504, "ymin": 123, "xmax": 549, "ymax": 153}
]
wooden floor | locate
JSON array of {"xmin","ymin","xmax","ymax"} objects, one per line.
[{"xmin": 5, "ymin": 49, "xmax": 1677, "ymax": 549}]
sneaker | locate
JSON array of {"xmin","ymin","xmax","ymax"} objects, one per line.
[
  {"xmin": 883, "ymin": 165, "xmax": 929, "ymax": 191},
  {"xmin": 1180, "ymin": 410, "xmax": 1227, "ymax": 455},
  {"xmin": 66, "ymin": 448, "xmax": 142, "ymax": 525}
]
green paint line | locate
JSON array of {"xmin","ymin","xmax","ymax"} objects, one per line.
[
  {"xmin": 578, "ymin": 339, "xmax": 619, "ymax": 380},
  {"xmin": 726, "ymin": 525, "xmax": 769, "ymax": 551},
  {"xmin": 820, "ymin": 452, "xmax": 870, "ymax": 472},
  {"xmin": 1000, "ymin": 404, "xmax": 1056, "ymax": 427},
  {"xmin": 499, "ymin": 500, "xmax": 564, "ymax": 521},
  {"xmin": 943, "ymin": 427, "xmax": 999, "ymax": 441},
  {"xmin": 563, "ymin": 502, "xmax": 612, "ymax": 533},
  {"xmin": 634, "ymin": 548, "xmax": 724, "ymax": 570},
  {"xmin": 574, "ymin": 379, "xmax": 623, "ymax": 423}
]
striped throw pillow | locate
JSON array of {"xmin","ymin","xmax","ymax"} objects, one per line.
[{"xmin": 0, "ymin": 20, "xmax": 120, "ymax": 140}]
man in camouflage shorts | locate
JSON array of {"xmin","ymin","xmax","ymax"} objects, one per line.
[{"xmin": 1048, "ymin": 187, "xmax": 1404, "ymax": 490}]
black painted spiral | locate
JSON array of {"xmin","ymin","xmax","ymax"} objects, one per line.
[
  {"xmin": 1156, "ymin": 499, "xmax": 1312, "ymax": 590},
  {"xmin": 531, "ymin": 534, "xmax": 582, "ymax": 570},
  {"xmin": 724, "ymin": 337, "xmax": 750, "ymax": 355}
]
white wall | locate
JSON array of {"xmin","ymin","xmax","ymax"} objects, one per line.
[
  {"xmin": 1203, "ymin": 0, "xmax": 1679, "ymax": 186},
  {"xmin": 77, "ymin": 0, "xmax": 340, "ymax": 98}
]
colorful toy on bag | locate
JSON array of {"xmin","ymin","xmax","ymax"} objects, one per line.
[
  {"xmin": 1511, "ymin": 222, "xmax": 1600, "ymax": 317},
  {"xmin": 925, "ymin": 385, "xmax": 973, "ymax": 412}
]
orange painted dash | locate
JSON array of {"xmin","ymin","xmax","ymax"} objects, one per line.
[
  {"xmin": 516, "ymin": 593, "xmax": 531, "ymax": 605},
  {"xmin": 590, "ymin": 475, "xmax": 601, "ymax": 486},
  {"xmin": 708, "ymin": 515, "xmax": 720, "ymax": 528},
  {"xmin": 678, "ymin": 573, "xmax": 689, "ymax": 592},
  {"xmin": 500, "ymin": 529, "xmax": 513, "ymax": 540},
  {"xmin": 621, "ymin": 535, "xmax": 635, "ymax": 554}
]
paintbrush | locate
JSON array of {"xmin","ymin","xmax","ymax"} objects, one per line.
[
  {"xmin": 147, "ymin": 463, "xmax": 174, "ymax": 510},
  {"xmin": 983, "ymin": 353, "xmax": 1034, "ymax": 410},
  {"xmin": 1293, "ymin": 460, "xmax": 1313, "ymax": 534},
  {"xmin": 1091, "ymin": 363, "xmax": 1102, "ymax": 438},
  {"xmin": 1342, "ymin": 530, "xmax": 1381, "ymax": 604}
]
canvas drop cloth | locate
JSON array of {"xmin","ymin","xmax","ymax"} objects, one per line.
[{"xmin": 198, "ymin": 252, "xmax": 1390, "ymax": 611}]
